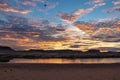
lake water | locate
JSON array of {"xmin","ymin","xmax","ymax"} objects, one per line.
[{"xmin": 8, "ymin": 58, "xmax": 120, "ymax": 64}]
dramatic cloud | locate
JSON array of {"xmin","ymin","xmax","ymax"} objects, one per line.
[
  {"xmin": 0, "ymin": 0, "xmax": 119, "ymax": 51},
  {"xmin": 0, "ymin": 16, "xmax": 66, "ymax": 40},
  {"xmin": 0, "ymin": 13, "xmax": 119, "ymax": 50},
  {"xmin": 0, "ymin": 21, "xmax": 58, "ymax": 49},
  {"xmin": 92, "ymin": 18, "xmax": 120, "ymax": 42},
  {"xmin": 73, "ymin": 19, "xmax": 120, "ymax": 42},
  {"xmin": 0, "ymin": 14, "xmax": 87, "ymax": 50},
  {"xmin": 0, "ymin": 14, "xmax": 94, "ymax": 50}
]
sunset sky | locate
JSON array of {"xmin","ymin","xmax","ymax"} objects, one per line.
[{"xmin": 0, "ymin": 0, "xmax": 120, "ymax": 51}]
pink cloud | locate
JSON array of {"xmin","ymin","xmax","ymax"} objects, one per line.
[
  {"xmin": 87, "ymin": 0, "xmax": 106, "ymax": 8},
  {"xmin": 58, "ymin": 8, "xmax": 94, "ymax": 23},
  {"xmin": 112, "ymin": 0, "xmax": 120, "ymax": 5}
]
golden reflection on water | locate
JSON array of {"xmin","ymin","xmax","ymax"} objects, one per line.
[{"xmin": 9, "ymin": 58, "xmax": 120, "ymax": 64}]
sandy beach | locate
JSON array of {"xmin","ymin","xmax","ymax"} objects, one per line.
[{"xmin": 0, "ymin": 63, "xmax": 120, "ymax": 80}]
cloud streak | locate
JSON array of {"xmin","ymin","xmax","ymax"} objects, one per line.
[
  {"xmin": 0, "ymin": 0, "xmax": 58, "ymax": 15},
  {"xmin": 58, "ymin": 8, "xmax": 94, "ymax": 23},
  {"xmin": 87, "ymin": 0, "xmax": 106, "ymax": 8},
  {"xmin": 0, "ymin": 1, "xmax": 31, "ymax": 14},
  {"xmin": 58, "ymin": 0, "xmax": 106, "ymax": 23}
]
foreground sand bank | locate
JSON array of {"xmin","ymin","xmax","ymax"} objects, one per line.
[{"xmin": 0, "ymin": 63, "xmax": 120, "ymax": 80}]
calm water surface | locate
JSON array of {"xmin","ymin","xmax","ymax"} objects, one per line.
[{"xmin": 8, "ymin": 58, "xmax": 120, "ymax": 64}]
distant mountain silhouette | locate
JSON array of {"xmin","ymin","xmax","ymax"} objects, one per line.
[
  {"xmin": 0, "ymin": 45, "xmax": 119, "ymax": 54},
  {"xmin": 0, "ymin": 46, "xmax": 120, "ymax": 62},
  {"xmin": 0, "ymin": 46, "xmax": 14, "ymax": 54},
  {"xmin": 0, "ymin": 45, "xmax": 119, "ymax": 53},
  {"xmin": 0, "ymin": 46, "xmax": 13, "ymax": 50}
]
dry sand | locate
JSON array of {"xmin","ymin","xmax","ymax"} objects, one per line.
[{"xmin": 0, "ymin": 63, "xmax": 120, "ymax": 80}]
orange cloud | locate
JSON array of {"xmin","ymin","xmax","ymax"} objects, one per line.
[
  {"xmin": 74, "ymin": 22, "xmax": 96, "ymax": 35},
  {"xmin": 57, "ymin": 12, "xmax": 77, "ymax": 23},
  {"xmin": 114, "ymin": 27, "xmax": 120, "ymax": 32},
  {"xmin": 0, "ymin": 7, "xmax": 31, "ymax": 14},
  {"xmin": 0, "ymin": 3, "xmax": 8, "ymax": 7}
]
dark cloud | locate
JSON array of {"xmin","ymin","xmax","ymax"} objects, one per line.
[
  {"xmin": 92, "ymin": 21, "xmax": 120, "ymax": 42},
  {"xmin": 0, "ymin": 15, "xmax": 67, "ymax": 42},
  {"xmin": 72, "ymin": 20, "xmax": 120, "ymax": 42},
  {"xmin": 0, "ymin": 14, "xmax": 69, "ymax": 50}
]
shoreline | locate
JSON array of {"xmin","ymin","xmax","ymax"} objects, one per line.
[{"xmin": 0, "ymin": 63, "xmax": 120, "ymax": 80}]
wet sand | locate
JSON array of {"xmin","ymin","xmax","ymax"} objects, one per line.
[{"xmin": 0, "ymin": 63, "xmax": 120, "ymax": 80}]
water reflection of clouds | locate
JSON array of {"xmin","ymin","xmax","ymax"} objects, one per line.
[{"xmin": 9, "ymin": 58, "xmax": 120, "ymax": 64}]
